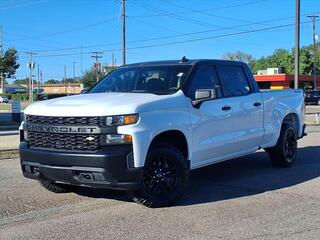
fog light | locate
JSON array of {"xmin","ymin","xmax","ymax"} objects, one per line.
[
  {"xmin": 106, "ymin": 134, "xmax": 132, "ymax": 144},
  {"xmin": 23, "ymin": 130, "xmax": 28, "ymax": 141}
]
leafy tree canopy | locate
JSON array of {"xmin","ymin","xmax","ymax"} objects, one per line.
[
  {"xmin": 222, "ymin": 51, "xmax": 253, "ymax": 64},
  {"xmin": 0, "ymin": 48, "xmax": 20, "ymax": 79},
  {"xmin": 223, "ymin": 43, "xmax": 320, "ymax": 75},
  {"xmin": 81, "ymin": 66, "xmax": 116, "ymax": 88}
]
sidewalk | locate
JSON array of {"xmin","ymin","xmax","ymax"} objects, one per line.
[{"xmin": 0, "ymin": 132, "xmax": 19, "ymax": 151}]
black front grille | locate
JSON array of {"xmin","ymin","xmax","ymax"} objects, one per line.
[
  {"xmin": 26, "ymin": 115, "xmax": 102, "ymax": 126},
  {"xmin": 28, "ymin": 132, "xmax": 100, "ymax": 151}
]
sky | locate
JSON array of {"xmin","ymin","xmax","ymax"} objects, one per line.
[{"xmin": 0, "ymin": 0, "xmax": 319, "ymax": 83}]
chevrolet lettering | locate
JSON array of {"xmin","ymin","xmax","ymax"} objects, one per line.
[{"xmin": 25, "ymin": 124, "xmax": 99, "ymax": 134}]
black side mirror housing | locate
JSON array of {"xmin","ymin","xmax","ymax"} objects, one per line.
[{"xmin": 192, "ymin": 89, "xmax": 217, "ymax": 107}]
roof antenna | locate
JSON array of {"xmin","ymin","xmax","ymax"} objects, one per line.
[{"xmin": 180, "ymin": 56, "xmax": 189, "ymax": 63}]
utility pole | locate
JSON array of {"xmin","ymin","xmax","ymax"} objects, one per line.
[
  {"xmin": 81, "ymin": 46, "xmax": 83, "ymax": 75},
  {"xmin": 0, "ymin": 25, "xmax": 4, "ymax": 94},
  {"xmin": 112, "ymin": 53, "xmax": 115, "ymax": 67},
  {"xmin": 122, "ymin": 0, "xmax": 126, "ymax": 65},
  {"xmin": 37, "ymin": 64, "xmax": 40, "ymax": 94},
  {"xmin": 73, "ymin": 62, "xmax": 76, "ymax": 82},
  {"xmin": 26, "ymin": 52, "xmax": 36, "ymax": 102},
  {"xmin": 294, "ymin": 0, "xmax": 300, "ymax": 89},
  {"xmin": 91, "ymin": 52, "xmax": 103, "ymax": 82},
  {"xmin": 307, "ymin": 15, "xmax": 319, "ymax": 90},
  {"xmin": 40, "ymin": 70, "xmax": 43, "ymax": 86},
  {"xmin": 64, "ymin": 64, "xmax": 67, "ymax": 93}
]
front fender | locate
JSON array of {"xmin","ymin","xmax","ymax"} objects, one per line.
[{"xmin": 118, "ymin": 110, "xmax": 192, "ymax": 168}]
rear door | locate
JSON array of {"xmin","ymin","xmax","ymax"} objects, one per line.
[
  {"xmin": 188, "ymin": 65, "xmax": 235, "ymax": 166},
  {"xmin": 216, "ymin": 65, "xmax": 264, "ymax": 154}
]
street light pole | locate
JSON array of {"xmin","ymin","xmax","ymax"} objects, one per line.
[
  {"xmin": 91, "ymin": 52, "xmax": 103, "ymax": 82},
  {"xmin": 307, "ymin": 15, "xmax": 319, "ymax": 90},
  {"xmin": 294, "ymin": 0, "xmax": 300, "ymax": 89},
  {"xmin": 122, "ymin": 0, "xmax": 126, "ymax": 65},
  {"xmin": 0, "ymin": 25, "xmax": 4, "ymax": 93},
  {"xmin": 26, "ymin": 52, "xmax": 36, "ymax": 102}
]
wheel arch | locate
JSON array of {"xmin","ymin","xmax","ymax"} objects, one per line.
[
  {"xmin": 148, "ymin": 130, "xmax": 189, "ymax": 161},
  {"xmin": 281, "ymin": 112, "xmax": 299, "ymax": 136}
]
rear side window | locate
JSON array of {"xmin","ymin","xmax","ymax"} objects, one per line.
[
  {"xmin": 188, "ymin": 65, "xmax": 221, "ymax": 98},
  {"xmin": 217, "ymin": 66, "xmax": 251, "ymax": 97}
]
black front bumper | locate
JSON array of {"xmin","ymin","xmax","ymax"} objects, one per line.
[{"xmin": 19, "ymin": 142, "xmax": 143, "ymax": 191}]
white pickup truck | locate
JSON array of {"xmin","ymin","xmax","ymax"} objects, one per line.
[{"xmin": 20, "ymin": 59, "xmax": 305, "ymax": 207}]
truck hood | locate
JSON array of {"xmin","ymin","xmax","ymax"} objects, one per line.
[{"xmin": 24, "ymin": 92, "xmax": 168, "ymax": 116}]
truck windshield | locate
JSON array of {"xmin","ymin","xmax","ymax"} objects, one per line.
[{"xmin": 89, "ymin": 65, "xmax": 192, "ymax": 95}]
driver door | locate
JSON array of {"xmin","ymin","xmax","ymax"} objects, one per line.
[{"xmin": 188, "ymin": 65, "xmax": 236, "ymax": 167}]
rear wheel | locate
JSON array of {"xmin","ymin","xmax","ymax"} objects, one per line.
[
  {"xmin": 266, "ymin": 125, "xmax": 297, "ymax": 167},
  {"xmin": 39, "ymin": 180, "xmax": 70, "ymax": 193},
  {"xmin": 128, "ymin": 143, "xmax": 189, "ymax": 208}
]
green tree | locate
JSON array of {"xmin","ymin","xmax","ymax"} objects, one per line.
[
  {"xmin": 81, "ymin": 66, "xmax": 116, "ymax": 88},
  {"xmin": 222, "ymin": 51, "xmax": 254, "ymax": 64},
  {"xmin": 45, "ymin": 79, "xmax": 60, "ymax": 84},
  {"xmin": 0, "ymin": 48, "xmax": 20, "ymax": 78},
  {"xmin": 81, "ymin": 69, "xmax": 100, "ymax": 88},
  {"xmin": 13, "ymin": 78, "xmax": 35, "ymax": 85}
]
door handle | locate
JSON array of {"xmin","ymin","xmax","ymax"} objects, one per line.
[
  {"xmin": 221, "ymin": 105, "xmax": 231, "ymax": 111},
  {"xmin": 253, "ymin": 102, "xmax": 261, "ymax": 107}
]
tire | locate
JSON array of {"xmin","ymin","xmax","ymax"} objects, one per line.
[
  {"xmin": 128, "ymin": 143, "xmax": 189, "ymax": 208},
  {"xmin": 39, "ymin": 180, "xmax": 70, "ymax": 193},
  {"xmin": 267, "ymin": 125, "xmax": 297, "ymax": 168}
]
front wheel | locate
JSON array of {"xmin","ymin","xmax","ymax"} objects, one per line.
[
  {"xmin": 128, "ymin": 143, "xmax": 189, "ymax": 208},
  {"xmin": 266, "ymin": 125, "xmax": 297, "ymax": 167}
]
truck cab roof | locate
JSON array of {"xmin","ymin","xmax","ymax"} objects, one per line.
[{"xmin": 124, "ymin": 59, "xmax": 247, "ymax": 67}]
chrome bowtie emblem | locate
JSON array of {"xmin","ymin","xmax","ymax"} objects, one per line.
[{"xmin": 86, "ymin": 136, "xmax": 95, "ymax": 141}]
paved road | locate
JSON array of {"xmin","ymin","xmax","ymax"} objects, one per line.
[{"xmin": 0, "ymin": 133, "xmax": 319, "ymax": 239}]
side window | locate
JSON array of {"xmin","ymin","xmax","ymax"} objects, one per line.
[
  {"xmin": 217, "ymin": 66, "xmax": 251, "ymax": 97},
  {"xmin": 188, "ymin": 65, "xmax": 221, "ymax": 98}
]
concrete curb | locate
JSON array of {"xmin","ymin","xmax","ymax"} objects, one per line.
[
  {"xmin": 0, "ymin": 149, "xmax": 19, "ymax": 160},
  {"xmin": 0, "ymin": 130, "xmax": 19, "ymax": 136}
]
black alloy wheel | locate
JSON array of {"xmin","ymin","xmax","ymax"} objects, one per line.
[{"xmin": 128, "ymin": 143, "xmax": 189, "ymax": 208}]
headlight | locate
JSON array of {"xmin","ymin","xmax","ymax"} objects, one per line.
[{"xmin": 105, "ymin": 114, "xmax": 139, "ymax": 126}]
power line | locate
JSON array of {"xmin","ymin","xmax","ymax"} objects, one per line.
[
  {"xmin": 159, "ymin": 0, "xmax": 273, "ymax": 27},
  {"xmin": 130, "ymin": 0, "xmax": 222, "ymax": 28},
  {"xmin": 23, "ymin": 12, "xmax": 319, "ymax": 54},
  {"xmin": 0, "ymin": 0, "xmax": 46, "ymax": 10},
  {"xmin": 130, "ymin": 0, "xmax": 272, "ymax": 18},
  {"xmin": 32, "ymin": 20, "xmax": 316, "ymax": 58},
  {"xmin": 8, "ymin": 17, "xmax": 119, "ymax": 42},
  {"xmin": 127, "ymin": 16, "xmax": 181, "ymax": 34}
]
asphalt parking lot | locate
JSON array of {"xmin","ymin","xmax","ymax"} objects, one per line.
[{"xmin": 0, "ymin": 131, "xmax": 319, "ymax": 240}]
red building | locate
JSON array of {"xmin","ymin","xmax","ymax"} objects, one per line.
[{"xmin": 254, "ymin": 74, "xmax": 320, "ymax": 90}]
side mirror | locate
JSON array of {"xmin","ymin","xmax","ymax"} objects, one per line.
[
  {"xmin": 81, "ymin": 89, "xmax": 89, "ymax": 94},
  {"xmin": 192, "ymin": 89, "xmax": 217, "ymax": 107}
]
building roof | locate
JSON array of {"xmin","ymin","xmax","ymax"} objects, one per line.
[{"xmin": 254, "ymin": 74, "xmax": 320, "ymax": 82}]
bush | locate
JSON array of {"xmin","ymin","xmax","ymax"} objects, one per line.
[{"xmin": 0, "ymin": 93, "xmax": 29, "ymax": 101}]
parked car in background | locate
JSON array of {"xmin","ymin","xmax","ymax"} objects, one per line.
[
  {"xmin": 305, "ymin": 90, "xmax": 320, "ymax": 105},
  {"xmin": 0, "ymin": 96, "xmax": 9, "ymax": 103}
]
